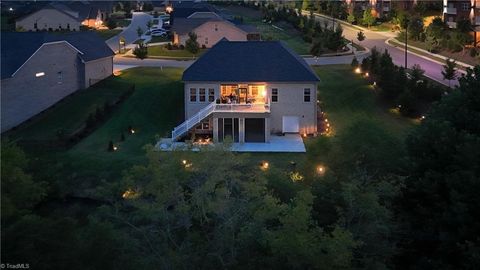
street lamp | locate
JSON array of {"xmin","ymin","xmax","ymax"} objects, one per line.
[{"xmin": 403, "ymin": 18, "xmax": 409, "ymax": 69}]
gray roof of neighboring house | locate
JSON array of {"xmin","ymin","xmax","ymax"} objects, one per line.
[
  {"xmin": 182, "ymin": 40, "xmax": 320, "ymax": 82},
  {"xmin": 1, "ymin": 31, "xmax": 114, "ymax": 79},
  {"xmin": 235, "ymin": 24, "xmax": 258, "ymax": 34},
  {"xmin": 16, "ymin": 3, "xmax": 81, "ymax": 22}
]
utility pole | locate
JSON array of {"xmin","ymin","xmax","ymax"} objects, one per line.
[{"xmin": 404, "ymin": 18, "xmax": 409, "ymax": 69}]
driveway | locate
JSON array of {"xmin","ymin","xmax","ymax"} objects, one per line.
[
  {"xmin": 106, "ymin": 12, "xmax": 152, "ymax": 52},
  {"xmin": 311, "ymin": 14, "xmax": 458, "ymax": 86}
]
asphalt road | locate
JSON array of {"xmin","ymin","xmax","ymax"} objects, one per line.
[
  {"xmin": 113, "ymin": 14, "xmax": 457, "ymax": 87},
  {"xmin": 311, "ymin": 14, "xmax": 457, "ymax": 86},
  {"xmin": 106, "ymin": 12, "xmax": 152, "ymax": 52}
]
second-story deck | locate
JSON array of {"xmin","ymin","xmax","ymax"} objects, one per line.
[{"xmin": 213, "ymin": 103, "xmax": 270, "ymax": 113}]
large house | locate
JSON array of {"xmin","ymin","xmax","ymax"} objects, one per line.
[
  {"xmin": 442, "ymin": 0, "xmax": 480, "ymax": 46},
  {"xmin": 169, "ymin": 1, "xmax": 259, "ymax": 47},
  {"xmin": 172, "ymin": 17, "xmax": 259, "ymax": 48},
  {"xmin": 172, "ymin": 40, "xmax": 319, "ymax": 143},
  {"xmin": 1, "ymin": 32, "xmax": 114, "ymax": 132},
  {"xmin": 15, "ymin": 1, "xmax": 113, "ymax": 31}
]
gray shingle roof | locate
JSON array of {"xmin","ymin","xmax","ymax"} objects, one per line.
[
  {"xmin": 171, "ymin": 18, "xmax": 222, "ymax": 35},
  {"xmin": 1, "ymin": 31, "xmax": 114, "ymax": 79},
  {"xmin": 182, "ymin": 40, "xmax": 320, "ymax": 82}
]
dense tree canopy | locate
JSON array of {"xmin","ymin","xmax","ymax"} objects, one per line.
[{"xmin": 397, "ymin": 66, "xmax": 480, "ymax": 268}]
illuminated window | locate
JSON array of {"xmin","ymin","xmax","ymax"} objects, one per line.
[
  {"xmin": 208, "ymin": 88, "xmax": 215, "ymax": 102},
  {"xmin": 190, "ymin": 88, "xmax": 196, "ymax": 102},
  {"xmin": 272, "ymin": 88, "xmax": 278, "ymax": 102},
  {"xmin": 35, "ymin": 72, "xmax": 45, "ymax": 77},
  {"xmin": 251, "ymin": 85, "xmax": 258, "ymax": 96},
  {"xmin": 199, "ymin": 88, "xmax": 206, "ymax": 102},
  {"xmin": 304, "ymin": 88, "xmax": 311, "ymax": 102}
]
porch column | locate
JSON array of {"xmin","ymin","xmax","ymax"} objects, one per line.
[
  {"xmin": 213, "ymin": 118, "xmax": 219, "ymax": 142},
  {"xmin": 265, "ymin": 117, "xmax": 270, "ymax": 143},
  {"xmin": 239, "ymin": 118, "xmax": 245, "ymax": 143}
]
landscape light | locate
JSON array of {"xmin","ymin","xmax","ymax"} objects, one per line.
[
  {"xmin": 302, "ymin": 133, "xmax": 307, "ymax": 138},
  {"xmin": 324, "ymin": 118, "xmax": 328, "ymax": 122},
  {"xmin": 316, "ymin": 165, "xmax": 326, "ymax": 176},
  {"xmin": 373, "ymin": 81, "xmax": 377, "ymax": 86},
  {"xmin": 421, "ymin": 115, "xmax": 426, "ymax": 120},
  {"xmin": 182, "ymin": 160, "xmax": 187, "ymax": 165},
  {"xmin": 166, "ymin": 6, "xmax": 173, "ymax": 13},
  {"xmin": 113, "ymin": 146, "xmax": 118, "ymax": 151},
  {"xmin": 365, "ymin": 72, "xmax": 369, "ymax": 77},
  {"xmin": 355, "ymin": 67, "xmax": 361, "ymax": 74},
  {"xmin": 260, "ymin": 161, "xmax": 269, "ymax": 170}
]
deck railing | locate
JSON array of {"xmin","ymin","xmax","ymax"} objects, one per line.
[{"xmin": 171, "ymin": 102, "xmax": 270, "ymax": 141}]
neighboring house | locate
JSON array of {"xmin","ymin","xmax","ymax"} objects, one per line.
[
  {"xmin": 172, "ymin": 40, "xmax": 319, "ymax": 143},
  {"xmin": 15, "ymin": 1, "xmax": 113, "ymax": 31},
  {"xmin": 15, "ymin": 4, "xmax": 81, "ymax": 31},
  {"xmin": 172, "ymin": 18, "xmax": 259, "ymax": 48},
  {"xmin": 443, "ymin": 0, "xmax": 480, "ymax": 46},
  {"xmin": 346, "ymin": 0, "xmax": 420, "ymax": 18},
  {"xmin": 1, "ymin": 32, "xmax": 114, "ymax": 132}
]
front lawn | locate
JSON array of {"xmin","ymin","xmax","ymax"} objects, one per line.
[
  {"xmin": 215, "ymin": 5, "xmax": 311, "ymax": 55},
  {"xmin": 95, "ymin": 29, "xmax": 122, "ymax": 40},
  {"xmin": 148, "ymin": 36, "xmax": 170, "ymax": 43},
  {"xmin": 148, "ymin": 45, "xmax": 207, "ymax": 58}
]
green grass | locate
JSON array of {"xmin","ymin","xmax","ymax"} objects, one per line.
[
  {"xmin": 64, "ymin": 68, "xmax": 184, "ymax": 177},
  {"xmin": 215, "ymin": 5, "xmax": 310, "ymax": 55},
  {"xmin": 371, "ymin": 23, "xmax": 394, "ymax": 32},
  {"xmin": 313, "ymin": 65, "xmax": 415, "ymax": 139},
  {"xmin": 148, "ymin": 36, "xmax": 170, "ymax": 43},
  {"xmin": 6, "ymin": 79, "xmax": 132, "ymax": 141},
  {"xmin": 6, "ymin": 65, "xmax": 415, "ymax": 185},
  {"xmin": 1, "ymin": 15, "xmax": 15, "ymax": 31},
  {"xmin": 95, "ymin": 29, "xmax": 122, "ymax": 40},
  {"xmin": 148, "ymin": 46, "xmax": 207, "ymax": 58},
  {"xmin": 117, "ymin": 19, "xmax": 131, "ymax": 28}
]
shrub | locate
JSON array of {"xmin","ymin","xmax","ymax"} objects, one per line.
[
  {"xmin": 179, "ymin": 44, "xmax": 185, "ymax": 50},
  {"xmin": 95, "ymin": 107, "xmax": 104, "ymax": 121},
  {"xmin": 351, "ymin": 56, "xmax": 359, "ymax": 67},
  {"xmin": 86, "ymin": 113, "xmax": 96, "ymax": 128},
  {"xmin": 108, "ymin": 140, "xmax": 114, "ymax": 152},
  {"xmin": 470, "ymin": 47, "xmax": 478, "ymax": 57}
]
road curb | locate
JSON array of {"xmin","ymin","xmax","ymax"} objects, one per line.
[
  {"xmin": 385, "ymin": 38, "xmax": 468, "ymax": 74},
  {"xmin": 387, "ymin": 38, "xmax": 474, "ymax": 70}
]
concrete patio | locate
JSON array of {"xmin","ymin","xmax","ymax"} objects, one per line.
[
  {"xmin": 155, "ymin": 134, "xmax": 306, "ymax": 153},
  {"xmin": 231, "ymin": 134, "xmax": 306, "ymax": 153}
]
